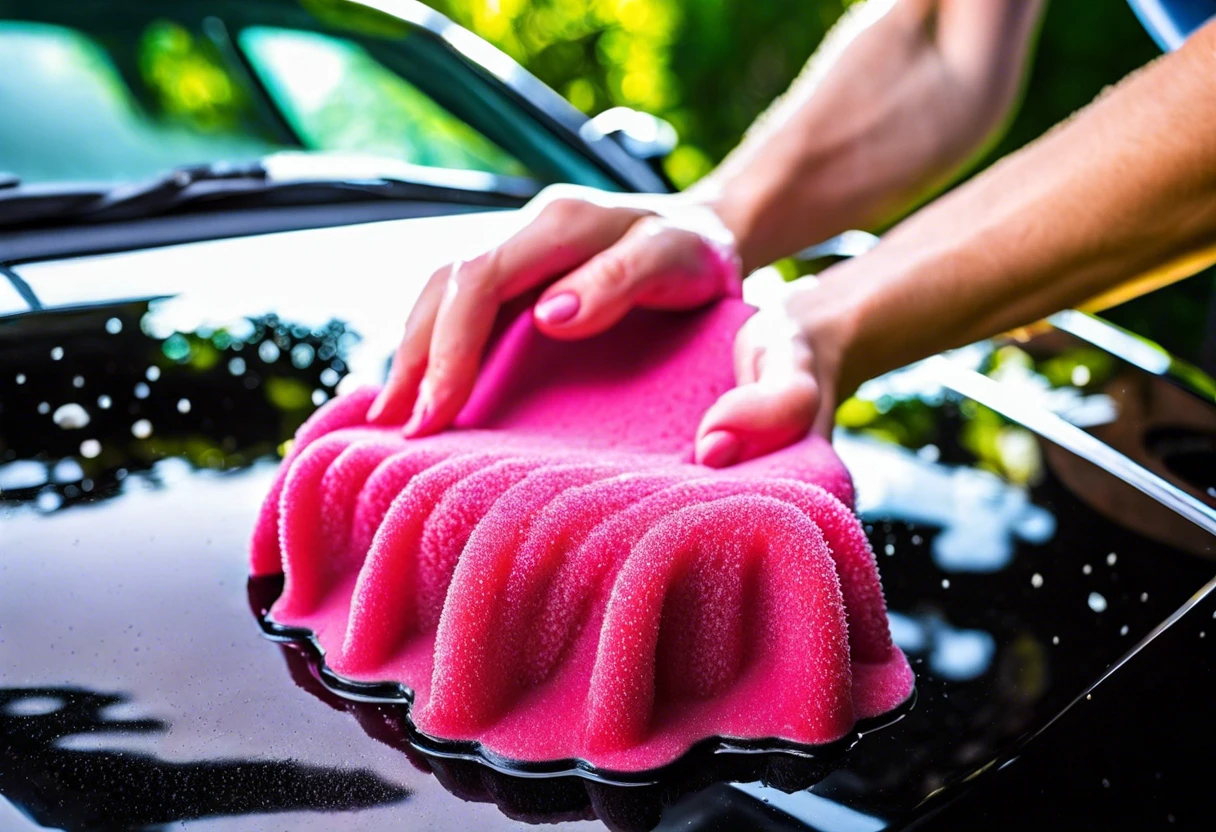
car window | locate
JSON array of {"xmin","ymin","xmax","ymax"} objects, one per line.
[
  {"xmin": 239, "ymin": 26, "xmax": 530, "ymax": 179},
  {"xmin": 0, "ymin": 21, "xmax": 288, "ymax": 183}
]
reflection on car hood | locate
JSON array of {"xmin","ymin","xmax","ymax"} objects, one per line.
[{"xmin": 2, "ymin": 213, "xmax": 1215, "ymax": 830}]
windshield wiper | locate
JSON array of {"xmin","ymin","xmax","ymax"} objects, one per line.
[{"xmin": 0, "ymin": 153, "xmax": 542, "ymax": 229}]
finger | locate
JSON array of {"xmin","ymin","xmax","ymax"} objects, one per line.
[
  {"xmin": 732, "ymin": 315, "xmax": 762, "ymax": 386},
  {"xmin": 694, "ymin": 332, "xmax": 820, "ymax": 467},
  {"xmin": 403, "ymin": 259, "xmax": 502, "ymax": 436},
  {"xmin": 366, "ymin": 266, "xmax": 449, "ymax": 424},
  {"xmin": 534, "ymin": 219, "xmax": 720, "ymax": 340},
  {"xmin": 379, "ymin": 198, "xmax": 640, "ymax": 430}
]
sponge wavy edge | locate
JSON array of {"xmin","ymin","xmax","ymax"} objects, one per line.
[{"xmin": 249, "ymin": 300, "xmax": 912, "ymax": 772}]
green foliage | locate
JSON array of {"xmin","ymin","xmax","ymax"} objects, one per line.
[{"xmin": 425, "ymin": 0, "xmax": 1159, "ymax": 189}]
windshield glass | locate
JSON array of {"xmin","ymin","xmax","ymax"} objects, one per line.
[
  {"xmin": 0, "ymin": 21, "xmax": 288, "ymax": 183},
  {"xmin": 240, "ymin": 26, "xmax": 529, "ymax": 177},
  {"xmin": 0, "ymin": 15, "xmax": 530, "ymax": 185}
]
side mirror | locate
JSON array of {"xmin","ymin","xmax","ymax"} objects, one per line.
[{"xmin": 579, "ymin": 107, "xmax": 678, "ymax": 161}]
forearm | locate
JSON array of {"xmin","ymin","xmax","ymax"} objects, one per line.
[
  {"xmin": 689, "ymin": 0, "xmax": 1043, "ymax": 273},
  {"xmin": 811, "ymin": 20, "xmax": 1216, "ymax": 394}
]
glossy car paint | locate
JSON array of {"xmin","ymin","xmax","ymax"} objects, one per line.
[{"xmin": 2, "ymin": 211, "xmax": 1215, "ymax": 830}]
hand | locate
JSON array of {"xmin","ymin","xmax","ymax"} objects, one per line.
[
  {"xmin": 694, "ymin": 277, "xmax": 846, "ymax": 467},
  {"xmin": 366, "ymin": 185, "xmax": 742, "ymax": 434}
]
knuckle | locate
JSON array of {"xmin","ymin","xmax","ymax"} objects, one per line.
[
  {"xmin": 590, "ymin": 250, "xmax": 634, "ymax": 292},
  {"xmin": 449, "ymin": 257, "xmax": 492, "ymax": 292},
  {"xmin": 538, "ymin": 196, "xmax": 585, "ymax": 225}
]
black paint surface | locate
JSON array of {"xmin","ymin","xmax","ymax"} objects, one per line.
[{"xmin": 2, "ymin": 301, "xmax": 1214, "ymax": 831}]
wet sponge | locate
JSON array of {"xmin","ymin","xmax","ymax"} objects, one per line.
[{"xmin": 251, "ymin": 299, "xmax": 912, "ymax": 772}]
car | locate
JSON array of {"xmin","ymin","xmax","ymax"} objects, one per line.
[{"xmin": 2, "ymin": 1, "xmax": 1215, "ymax": 830}]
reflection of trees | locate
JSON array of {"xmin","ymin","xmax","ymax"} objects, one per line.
[
  {"xmin": 247, "ymin": 575, "xmax": 845, "ymax": 832},
  {"xmin": 0, "ymin": 686, "xmax": 410, "ymax": 830},
  {"xmin": 0, "ymin": 301, "xmax": 353, "ymax": 513}
]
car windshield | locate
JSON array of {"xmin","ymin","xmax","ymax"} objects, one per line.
[{"xmin": 0, "ymin": 4, "xmax": 599, "ymax": 188}]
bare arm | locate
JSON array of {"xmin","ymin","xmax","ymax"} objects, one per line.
[
  {"xmin": 368, "ymin": 0, "xmax": 1044, "ymax": 466},
  {"xmin": 699, "ymin": 0, "xmax": 1045, "ymax": 272},
  {"xmin": 780, "ymin": 17, "xmax": 1216, "ymax": 412}
]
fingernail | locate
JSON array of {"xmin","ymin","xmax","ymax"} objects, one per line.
[
  {"xmin": 534, "ymin": 292, "xmax": 580, "ymax": 326},
  {"xmin": 697, "ymin": 430, "xmax": 741, "ymax": 468}
]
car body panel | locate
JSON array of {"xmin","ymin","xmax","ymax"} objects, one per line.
[{"xmin": 2, "ymin": 211, "xmax": 1215, "ymax": 830}]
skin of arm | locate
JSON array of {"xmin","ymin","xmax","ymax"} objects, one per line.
[
  {"xmin": 696, "ymin": 0, "xmax": 1045, "ymax": 273},
  {"xmin": 367, "ymin": 0, "xmax": 1044, "ymax": 466},
  {"xmin": 792, "ymin": 15, "xmax": 1216, "ymax": 410}
]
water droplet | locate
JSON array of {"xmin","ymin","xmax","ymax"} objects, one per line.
[
  {"xmin": 1120, "ymin": 625, "xmax": 1129, "ymax": 636},
  {"xmin": 1071, "ymin": 364, "xmax": 1091, "ymax": 386},
  {"xmin": 1052, "ymin": 635, "xmax": 1060, "ymax": 645},
  {"xmin": 291, "ymin": 343, "xmax": 316, "ymax": 369},
  {"xmin": 1106, "ymin": 552, "xmax": 1117, "ymax": 566},
  {"xmin": 145, "ymin": 366, "xmax": 161, "ymax": 382},
  {"xmin": 1141, "ymin": 592, "xmax": 1149, "ymax": 603},
  {"xmin": 50, "ymin": 346, "xmax": 63, "ymax": 361},
  {"xmin": 258, "ymin": 341, "xmax": 281, "ymax": 363},
  {"xmin": 15, "ymin": 373, "xmax": 25, "ymax": 384},
  {"xmin": 97, "ymin": 395, "xmax": 112, "ymax": 410},
  {"xmin": 37, "ymin": 402, "xmax": 50, "ymax": 415},
  {"xmin": 319, "ymin": 367, "xmax": 340, "ymax": 387},
  {"xmin": 1087, "ymin": 591, "xmax": 1108, "ymax": 613},
  {"xmin": 1082, "ymin": 564, "xmax": 1093, "ymax": 575},
  {"xmin": 36, "ymin": 489, "xmax": 62, "ymax": 512},
  {"xmin": 52, "ymin": 459, "xmax": 83, "ymax": 482},
  {"xmin": 941, "ymin": 578, "xmax": 951, "ymax": 589},
  {"xmin": 162, "ymin": 333, "xmax": 191, "ymax": 362},
  {"xmin": 177, "ymin": 398, "xmax": 191, "ymax": 414},
  {"xmin": 1031, "ymin": 573, "xmax": 1044, "ymax": 588},
  {"xmin": 1102, "ymin": 778, "xmax": 1110, "ymax": 788},
  {"xmin": 228, "ymin": 357, "xmax": 246, "ymax": 376},
  {"xmin": 105, "ymin": 317, "xmax": 122, "ymax": 334},
  {"xmin": 52, "ymin": 403, "xmax": 90, "ymax": 430},
  {"xmin": 884, "ymin": 543, "xmax": 895, "ymax": 556},
  {"xmin": 134, "ymin": 382, "xmax": 150, "ymax": 399},
  {"xmin": 131, "ymin": 419, "xmax": 153, "ymax": 439},
  {"xmin": 311, "ymin": 389, "xmax": 329, "ymax": 406}
]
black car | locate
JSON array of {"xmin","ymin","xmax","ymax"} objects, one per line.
[{"xmin": 2, "ymin": 1, "xmax": 1215, "ymax": 830}]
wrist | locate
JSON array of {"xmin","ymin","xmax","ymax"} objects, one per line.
[
  {"xmin": 682, "ymin": 180, "xmax": 769, "ymax": 276},
  {"xmin": 785, "ymin": 263, "xmax": 871, "ymax": 399}
]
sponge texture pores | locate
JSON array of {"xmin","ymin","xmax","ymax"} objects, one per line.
[{"xmin": 251, "ymin": 300, "xmax": 912, "ymax": 772}]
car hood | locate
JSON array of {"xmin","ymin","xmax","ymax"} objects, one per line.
[{"xmin": 2, "ymin": 214, "xmax": 1215, "ymax": 831}]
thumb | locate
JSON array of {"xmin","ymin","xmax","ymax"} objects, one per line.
[{"xmin": 694, "ymin": 328, "xmax": 825, "ymax": 468}]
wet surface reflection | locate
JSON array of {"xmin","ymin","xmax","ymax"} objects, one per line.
[
  {"xmin": 0, "ymin": 301, "xmax": 354, "ymax": 513},
  {"xmin": 249, "ymin": 579, "xmax": 851, "ymax": 832},
  {"xmin": 0, "ymin": 687, "xmax": 410, "ymax": 830},
  {"xmin": 2, "ymin": 301, "xmax": 1215, "ymax": 829}
]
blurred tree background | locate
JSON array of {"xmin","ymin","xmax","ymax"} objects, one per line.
[
  {"xmin": 423, "ymin": 0, "xmax": 1160, "ymax": 189},
  {"xmin": 424, "ymin": 0, "xmax": 1216, "ymax": 370}
]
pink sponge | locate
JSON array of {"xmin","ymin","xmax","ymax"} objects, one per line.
[{"xmin": 250, "ymin": 299, "xmax": 912, "ymax": 772}]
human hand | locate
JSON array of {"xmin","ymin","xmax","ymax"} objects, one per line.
[
  {"xmin": 694, "ymin": 276, "xmax": 847, "ymax": 467},
  {"xmin": 366, "ymin": 185, "xmax": 742, "ymax": 434}
]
